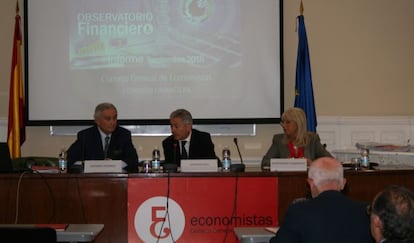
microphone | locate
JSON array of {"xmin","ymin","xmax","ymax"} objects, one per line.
[
  {"xmin": 231, "ymin": 137, "xmax": 245, "ymax": 172},
  {"xmin": 233, "ymin": 137, "xmax": 243, "ymax": 164}
]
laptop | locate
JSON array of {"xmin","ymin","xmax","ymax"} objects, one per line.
[{"xmin": 0, "ymin": 143, "xmax": 14, "ymax": 173}]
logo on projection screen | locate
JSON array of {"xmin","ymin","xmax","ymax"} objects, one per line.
[
  {"xmin": 134, "ymin": 196, "xmax": 185, "ymax": 242},
  {"xmin": 182, "ymin": 0, "xmax": 213, "ymax": 24}
]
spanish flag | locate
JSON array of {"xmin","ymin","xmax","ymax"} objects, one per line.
[{"xmin": 7, "ymin": 2, "xmax": 25, "ymax": 158}]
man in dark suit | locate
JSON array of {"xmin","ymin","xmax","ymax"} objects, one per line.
[
  {"xmin": 67, "ymin": 103, "xmax": 139, "ymax": 173},
  {"xmin": 369, "ymin": 185, "xmax": 414, "ymax": 243},
  {"xmin": 270, "ymin": 157, "xmax": 373, "ymax": 243},
  {"xmin": 162, "ymin": 109, "xmax": 216, "ymax": 167}
]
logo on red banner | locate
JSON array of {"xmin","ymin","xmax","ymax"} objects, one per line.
[
  {"xmin": 128, "ymin": 177, "xmax": 278, "ymax": 242},
  {"xmin": 134, "ymin": 196, "xmax": 185, "ymax": 242}
]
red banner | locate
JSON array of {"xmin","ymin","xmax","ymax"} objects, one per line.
[{"xmin": 128, "ymin": 177, "xmax": 278, "ymax": 242}]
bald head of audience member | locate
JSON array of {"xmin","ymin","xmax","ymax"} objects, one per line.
[
  {"xmin": 370, "ymin": 185, "xmax": 414, "ymax": 243},
  {"xmin": 307, "ymin": 157, "xmax": 346, "ymax": 198}
]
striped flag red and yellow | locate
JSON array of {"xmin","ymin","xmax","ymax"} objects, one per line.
[{"xmin": 7, "ymin": 2, "xmax": 25, "ymax": 158}]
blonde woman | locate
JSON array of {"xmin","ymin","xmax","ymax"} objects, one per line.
[{"xmin": 261, "ymin": 107, "xmax": 331, "ymax": 169}]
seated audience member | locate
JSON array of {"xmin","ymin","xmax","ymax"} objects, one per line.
[
  {"xmin": 67, "ymin": 102, "xmax": 139, "ymax": 173},
  {"xmin": 369, "ymin": 185, "xmax": 414, "ymax": 243},
  {"xmin": 162, "ymin": 109, "xmax": 216, "ymax": 167},
  {"xmin": 261, "ymin": 107, "xmax": 331, "ymax": 169},
  {"xmin": 270, "ymin": 157, "xmax": 373, "ymax": 243}
]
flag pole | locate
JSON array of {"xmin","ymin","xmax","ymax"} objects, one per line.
[{"xmin": 294, "ymin": 0, "xmax": 317, "ymax": 132}]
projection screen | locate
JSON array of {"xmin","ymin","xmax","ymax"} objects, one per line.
[{"xmin": 25, "ymin": 0, "xmax": 283, "ymax": 125}]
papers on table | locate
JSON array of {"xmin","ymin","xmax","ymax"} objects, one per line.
[{"xmin": 356, "ymin": 142, "xmax": 412, "ymax": 152}]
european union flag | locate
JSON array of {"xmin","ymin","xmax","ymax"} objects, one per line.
[{"xmin": 294, "ymin": 14, "xmax": 317, "ymax": 132}]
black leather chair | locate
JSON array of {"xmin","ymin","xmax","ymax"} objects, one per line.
[{"xmin": 0, "ymin": 227, "xmax": 57, "ymax": 243}]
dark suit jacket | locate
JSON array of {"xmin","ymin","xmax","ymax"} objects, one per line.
[
  {"xmin": 261, "ymin": 132, "xmax": 332, "ymax": 168},
  {"xmin": 162, "ymin": 129, "xmax": 216, "ymax": 166},
  {"xmin": 270, "ymin": 190, "xmax": 374, "ymax": 243},
  {"xmin": 67, "ymin": 126, "xmax": 139, "ymax": 173}
]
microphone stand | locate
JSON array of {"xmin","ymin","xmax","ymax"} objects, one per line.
[{"xmin": 231, "ymin": 138, "xmax": 245, "ymax": 172}]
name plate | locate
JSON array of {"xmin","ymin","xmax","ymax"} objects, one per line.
[
  {"xmin": 84, "ymin": 160, "xmax": 124, "ymax": 173},
  {"xmin": 180, "ymin": 159, "xmax": 218, "ymax": 172},
  {"xmin": 270, "ymin": 158, "xmax": 307, "ymax": 172}
]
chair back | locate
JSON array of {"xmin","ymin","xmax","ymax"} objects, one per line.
[{"xmin": 0, "ymin": 143, "xmax": 13, "ymax": 173}]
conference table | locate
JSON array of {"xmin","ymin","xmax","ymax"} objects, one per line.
[{"xmin": 0, "ymin": 167, "xmax": 413, "ymax": 242}]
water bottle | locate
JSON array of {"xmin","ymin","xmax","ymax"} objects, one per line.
[
  {"xmin": 222, "ymin": 146, "xmax": 231, "ymax": 172},
  {"xmin": 143, "ymin": 160, "xmax": 151, "ymax": 173},
  {"xmin": 152, "ymin": 147, "xmax": 161, "ymax": 173},
  {"xmin": 360, "ymin": 148, "xmax": 370, "ymax": 168},
  {"xmin": 58, "ymin": 150, "xmax": 67, "ymax": 173}
]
